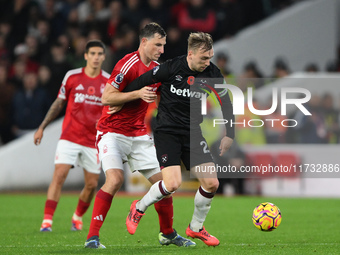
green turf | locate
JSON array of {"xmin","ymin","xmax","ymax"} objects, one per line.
[{"xmin": 0, "ymin": 194, "xmax": 339, "ymax": 254}]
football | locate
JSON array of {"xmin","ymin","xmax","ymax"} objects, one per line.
[{"xmin": 252, "ymin": 202, "xmax": 282, "ymax": 231}]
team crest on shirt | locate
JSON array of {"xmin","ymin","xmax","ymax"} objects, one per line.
[
  {"xmin": 175, "ymin": 75, "xmax": 182, "ymax": 81},
  {"xmin": 153, "ymin": 66, "xmax": 159, "ymax": 75},
  {"xmin": 115, "ymin": 73, "xmax": 124, "ymax": 84},
  {"xmin": 100, "ymin": 83, "xmax": 105, "ymax": 93},
  {"xmin": 88, "ymin": 86, "xmax": 95, "ymax": 95},
  {"xmin": 161, "ymin": 154, "xmax": 168, "ymax": 163}
]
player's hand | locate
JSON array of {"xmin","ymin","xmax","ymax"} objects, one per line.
[
  {"xmin": 219, "ymin": 136, "xmax": 233, "ymax": 156},
  {"xmin": 34, "ymin": 128, "xmax": 43, "ymax": 145},
  {"xmin": 139, "ymin": 86, "xmax": 157, "ymax": 103},
  {"xmin": 107, "ymin": 104, "xmax": 123, "ymax": 114}
]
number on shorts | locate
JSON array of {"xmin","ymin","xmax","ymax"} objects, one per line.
[{"xmin": 200, "ymin": 141, "xmax": 210, "ymax": 153}]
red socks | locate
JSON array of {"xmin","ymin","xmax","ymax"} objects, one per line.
[
  {"xmin": 87, "ymin": 189, "xmax": 113, "ymax": 239},
  {"xmin": 154, "ymin": 196, "xmax": 174, "ymax": 235},
  {"xmin": 75, "ymin": 198, "xmax": 91, "ymax": 217},
  {"xmin": 43, "ymin": 199, "xmax": 58, "ymax": 220}
]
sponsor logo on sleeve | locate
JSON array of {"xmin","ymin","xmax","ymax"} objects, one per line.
[
  {"xmin": 115, "ymin": 73, "xmax": 124, "ymax": 84},
  {"xmin": 153, "ymin": 66, "xmax": 159, "ymax": 75},
  {"xmin": 60, "ymin": 85, "xmax": 66, "ymax": 94}
]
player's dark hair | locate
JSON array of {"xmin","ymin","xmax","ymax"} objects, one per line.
[
  {"xmin": 139, "ymin": 22, "xmax": 166, "ymax": 41},
  {"xmin": 188, "ymin": 32, "xmax": 213, "ymax": 53},
  {"xmin": 85, "ymin": 40, "xmax": 106, "ymax": 53}
]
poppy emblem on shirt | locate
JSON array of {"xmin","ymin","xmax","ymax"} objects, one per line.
[
  {"xmin": 115, "ymin": 73, "xmax": 124, "ymax": 84},
  {"xmin": 88, "ymin": 86, "xmax": 95, "ymax": 95},
  {"xmin": 187, "ymin": 76, "xmax": 195, "ymax": 85}
]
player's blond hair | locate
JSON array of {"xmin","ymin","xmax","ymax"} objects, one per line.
[{"xmin": 187, "ymin": 32, "xmax": 213, "ymax": 53}]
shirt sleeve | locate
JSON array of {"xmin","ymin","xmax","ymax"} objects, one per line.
[
  {"xmin": 57, "ymin": 71, "xmax": 73, "ymax": 101},
  {"xmin": 213, "ymin": 69, "xmax": 235, "ymax": 139},
  {"xmin": 106, "ymin": 61, "xmax": 134, "ymax": 92},
  {"xmin": 123, "ymin": 61, "xmax": 171, "ymax": 92}
]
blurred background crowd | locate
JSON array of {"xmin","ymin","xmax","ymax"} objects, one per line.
[{"xmin": 0, "ymin": 0, "xmax": 339, "ymax": 146}]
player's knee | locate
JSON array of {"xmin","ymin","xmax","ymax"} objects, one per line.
[
  {"xmin": 85, "ymin": 179, "xmax": 98, "ymax": 190},
  {"xmin": 105, "ymin": 171, "xmax": 124, "ymax": 191},
  {"xmin": 53, "ymin": 172, "xmax": 68, "ymax": 186},
  {"xmin": 204, "ymin": 179, "xmax": 219, "ymax": 193},
  {"xmin": 164, "ymin": 180, "xmax": 181, "ymax": 192}
]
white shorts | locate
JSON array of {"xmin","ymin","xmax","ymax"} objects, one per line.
[
  {"xmin": 97, "ymin": 131, "xmax": 160, "ymax": 177},
  {"xmin": 55, "ymin": 139, "xmax": 101, "ymax": 174}
]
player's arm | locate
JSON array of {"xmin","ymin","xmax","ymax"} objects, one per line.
[
  {"xmin": 215, "ymin": 77, "xmax": 235, "ymax": 156},
  {"xmin": 34, "ymin": 98, "xmax": 66, "ymax": 145},
  {"xmin": 123, "ymin": 63, "xmax": 170, "ymax": 93},
  {"xmin": 101, "ymin": 82, "xmax": 157, "ymax": 106}
]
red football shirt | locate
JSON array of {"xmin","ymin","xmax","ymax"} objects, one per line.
[
  {"xmin": 97, "ymin": 51, "xmax": 160, "ymax": 136},
  {"xmin": 57, "ymin": 68, "xmax": 110, "ymax": 148}
]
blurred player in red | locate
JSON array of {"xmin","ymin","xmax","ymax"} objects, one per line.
[
  {"xmin": 84, "ymin": 23, "xmax": 195, "ymax": 249},
  {"xmin": 34, "ymin": 40, "xmax": 109, "ymax": 232}
]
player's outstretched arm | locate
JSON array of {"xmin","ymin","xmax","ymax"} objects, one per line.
[
  {"xmin": 101, "ymin": 83, "xmax": 157, "ymax": 106},
  {"xmin": 34, "ymin": 98, "xmax": 66, "ymax": 145}
]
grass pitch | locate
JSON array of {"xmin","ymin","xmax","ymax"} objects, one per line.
[{"xmin": 0, "ymin": 193, "xmax": 339, "ymax": 254}]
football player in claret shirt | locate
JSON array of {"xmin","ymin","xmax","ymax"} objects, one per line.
[
  {"xmin": 84, "ymin": 23, "xmax": 195, "ymax": 249},
  {"xmin": 121, "ymin": 32, "xmax": 235, "ymax": 246},
  {"xmin": 34, "ymin": 40, "xmax": 109, "ymax": 232}
]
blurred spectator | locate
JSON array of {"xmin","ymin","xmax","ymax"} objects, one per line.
[
  {"xmin": 170, "ymin": 0, "xmax": 188, "ymax": 26},
  {"xmin": 41, "ymin": 42, "xmax": 72, "ymax": 99},
  {"xmin": 77, "ymin": 0, "xmax": 95, "ymax": 23},
  {"xmin": 42, "ymin": 0, "xmax": 67, "ymax": 41},
  {"xmin": 177, "ymin": 0, "xmax": 216, "ymax": 35},
  {"xmin": 8, "ymin": 59, "xmax": 26, "ymax": 89},
  {"xmin": 110, "ymin": 27, "xmax": 137, "ymax": 68},
  {"xmin": 239, "ymin": 61, "xmax": 264, "ymax": 90},
  {"xmin": 11, "ymin": 72, "xmax": 51, "ymax": 138},
  {"xmin": 325, "ymin": 60, "xmax": 338, "ymax": 72},
  {"xmin": 0, "ymin": 34, "xmax": 10, "ymax": 67},
  {"xmin": 104, "ymin": 0, "xmax": 124, "ymax": 44},
  {"xmin": 273, "ymin": 57, "xmax": 290, "ymax": 78},
  {"xmin": 58, "ymin": 0, "xmax": 80, "ymax": 21},
  {"xmin": 37, "ymin": 65, "xmax": 52, "ymax": 89},
  {"xmin": 264, "ymin": 103, "xmax": 287, "ymax": 143},
  {"xmin": 25, "ymin": 34, "xmax": 41, "ymax": 62},
  {"xmin": 31, "ymin": 19, "xmax": 52, "ymax": 59},
  {"xmin": 3, "ymin": 0, "xmax": 33, "ymax": 48},
  {"xmin": 321, "ymin": 93, "xmax": 340, "ymax": 143},
  {"xmin": 9, "ymin": 43, "xmax": 40, "ymax": 79},
  {"xmin": 293, "ymin": 94, "xmax": 327, "ymax": 143},
  {"xmin": 213, "ymin": 0, "xmax": 243, "ymax": 40},
  {"xmin": 304, "ymin": 62, "xmax": 319, "ymax": 73},
  {"xmin": 215, "ymin": 52, "xmax": 232, "ymax": 77},
  {"xmin": 160, "ymin": 26, "xmax": 186, "ymax": 62},
  {"xmin": 0, "ymin": 65, "xmax": 16, "ymax": 144},
  {"xmin": 68, "ymin": 36, "xmax": 87, "ymax": 68},
  {"xmin": 123, "ymin": 0, "xmax": 146, "ymax": 30},
  {"xmin": 144, "ymin": 0, "xmax": 169, "ymax": 29},
  {"xmin": 93, "ymin": 0, "xmax": 111, "ymax": 21}
]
